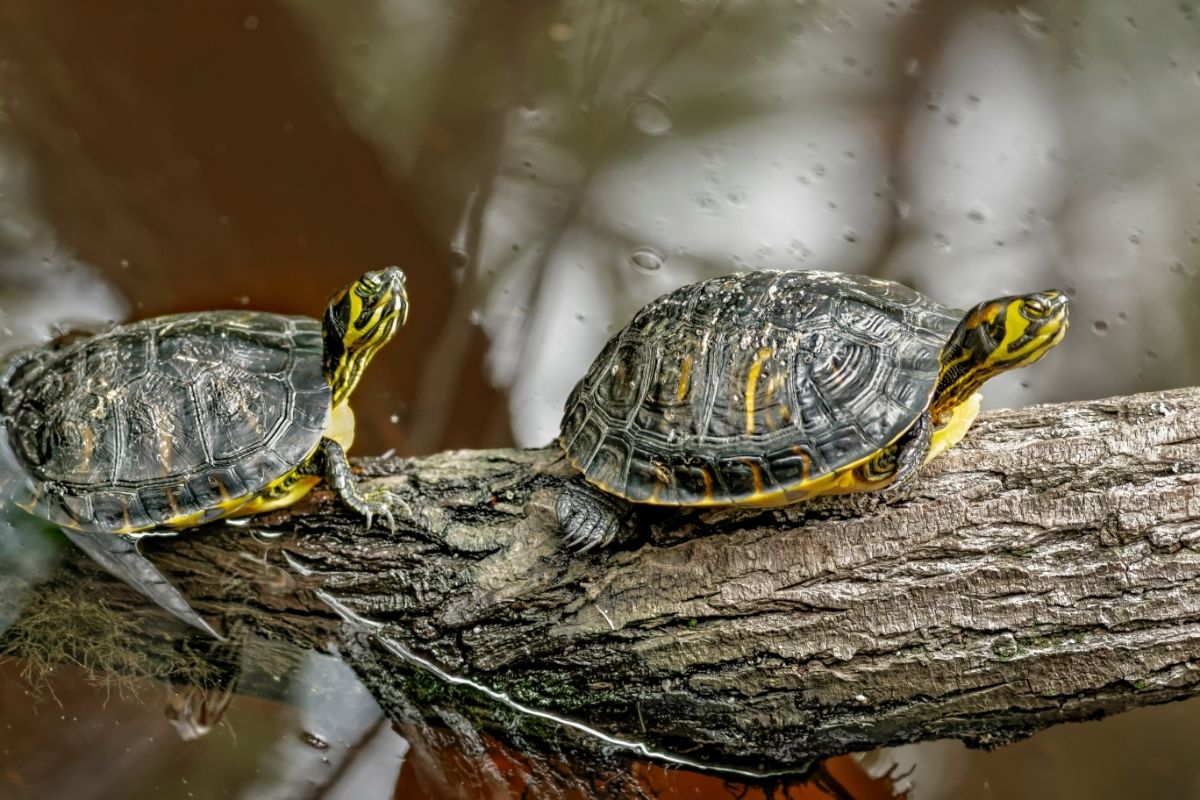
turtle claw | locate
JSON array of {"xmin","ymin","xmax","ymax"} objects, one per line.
[
  {"xmin": 322, "ymin": 438, "xmax": 409, "ymax": 533},
  {"xmin": 355, "ymin": 489, "xmax": 408, "ymax": 533}
]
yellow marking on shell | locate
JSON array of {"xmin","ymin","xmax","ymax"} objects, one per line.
[
  {"xmin": 743, "ymin": 347, "xmax": 773, "ymax": 434},
  {"xmin": 748, "ymin": 460, "xmax": 765, "ymax": 495},
  {"xmin": 764, "ymin": 373, "xmax": 786, "ymax": 405},
  {"xmin": 81, "ymin": 426, "xmax": 96, "ymax": 469},
  {"xmin": 574, "ymin": 393, "xmax": 985, "ymax": 509},
  {"xmin": 676, "ymin": 355, "xmax": 693, "ymax": 402},
  {"xmin": 165, "ymin": 488, "xmax": 182, "ymax": 518}
]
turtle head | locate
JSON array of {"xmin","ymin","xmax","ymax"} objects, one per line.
[
  {"xmin": 322, "ymin": 267, "xmax": 408, "ymax": 406},
  {"xmin": 931, "ymin": 290, "xmax": 1068, "ymax": 421}
]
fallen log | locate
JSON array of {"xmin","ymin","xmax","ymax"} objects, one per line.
[{"xmin": 12, "ymin": 386, "xmax": 1200, "ymax": 774}]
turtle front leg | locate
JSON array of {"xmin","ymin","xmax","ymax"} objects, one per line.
[
  {"xmin": 883, "ymin": 410, "xmax": 933, "ymax": 498},
  {"xmin": 556, "ymin": 479, "xmax": 631, "ymax": 551},
  {"xmin": 318, "ymin": 438, "xmax": 410, "ymax": 530}
]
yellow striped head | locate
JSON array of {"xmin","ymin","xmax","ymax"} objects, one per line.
[
  {"xmin": 322, "ymin": 267, "xmax": 408, "ymax": 405},
  {"xmin": 931, "ymin": 290, "xmax": 1069, "ymax": 420}
]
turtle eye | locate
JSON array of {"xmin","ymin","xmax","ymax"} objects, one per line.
[{"xmin": 1024, "ymin": 297, "xmax": 1048, "ymax": 316}]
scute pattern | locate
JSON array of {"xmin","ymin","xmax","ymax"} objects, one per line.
[
  {"xmin": 4, "ymin": 311, "xmax": 330, "ymax": 531},
  {"xmin": 560, "ymin": 270, "xmax": 962, "ymax": 505}
]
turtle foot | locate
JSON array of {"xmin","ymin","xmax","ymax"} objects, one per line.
[{"xmin": 555, "ymin": 481, "xmax": 630, "ymax": 552}]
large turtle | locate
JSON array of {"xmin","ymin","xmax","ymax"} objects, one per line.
[
  {"xmin": 557, "ymin": 269, "xmax": 1069, "ymax": 549},
  {"xmin": 0, "ymin": 267, "xmax": 408, "ymax": 630}
]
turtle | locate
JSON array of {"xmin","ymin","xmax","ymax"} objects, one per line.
[
  {"xmin": 0, "ymin": 267, "xmax": 408, "ymax": 631},
  {"xmin": 556, "ymin": 269, "xmax": 1069, "ymax": 549},
  {"xmin": 0, "ymin": 266, "xmax": 408, "ymax": 533}
]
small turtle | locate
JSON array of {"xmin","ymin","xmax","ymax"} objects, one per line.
[
  {"xmin": 0, "ymin": 268, "xmax": 408, "ymax": 630},
  {"xmin": 1, "ymin": 267, "xmax": 408, "ymax": 532},
  {"xmin": 557, "ymin": 269, "xmax": 1068, "ymax": 549}
]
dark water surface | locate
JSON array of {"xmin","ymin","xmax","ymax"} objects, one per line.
[{"xmin": 1, "ymin": 1, "xmax": 1198, "ymax": 798}]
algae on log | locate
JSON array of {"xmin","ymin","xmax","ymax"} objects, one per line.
[{"xmin": 32, "ymin": 387, "xmax": 1200, "ymax": 772}]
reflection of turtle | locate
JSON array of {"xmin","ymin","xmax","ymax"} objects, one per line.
[
  {"xmin": 1, "ymin": 267, "xmax": 407, "ymax": 534},
  {"xmin": 557, "ymin": 270, "xmax": 1069, "ymax": 549}
]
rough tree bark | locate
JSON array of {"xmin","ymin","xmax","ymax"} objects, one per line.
[{"xmin": 25, "ymin": 387, "xmax": 1200, "ymax": 774}]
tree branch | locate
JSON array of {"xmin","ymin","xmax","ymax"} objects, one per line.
[{"xmin": 22, "ymin": 386, "xmax": 1200, "ymax": 773}]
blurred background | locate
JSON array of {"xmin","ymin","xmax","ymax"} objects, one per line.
[{"xmin": 1, "ymin": 1, "xmax": 1198, "ymax": 798}]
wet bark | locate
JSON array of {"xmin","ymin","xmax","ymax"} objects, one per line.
[{"xmin": 35, "ymin": 387, "xmax": 1200, "ymax": 773}]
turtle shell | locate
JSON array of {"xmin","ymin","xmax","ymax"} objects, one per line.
[
  {"xmin": 1, "ymin": 311, "xmax": 331, "ymax": 532},
  {"xmin": 559, "ymin": 270, "xmax": 963, "ymax": 506}
]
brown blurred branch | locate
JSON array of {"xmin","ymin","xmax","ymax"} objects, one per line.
[{"xmin": 34, "ymin": 387, "xmax": 1200, "ymax": 773}]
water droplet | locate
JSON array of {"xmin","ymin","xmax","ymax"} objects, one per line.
[
  {"xmin": 946, "ymin": 112, "xmax": 962, "ymax": 127},
  {"xmin": 628, "ymin": 97, "xmax": 672, "ymax": 136},
  {"xmin": 389, "ymin": 414, "xmax": 400, "ymax": 424},
  {"xmin": 966, "ymin": 206, "xmax": 987, "ymax": 223},
  {"xmin": 842, "ymin": 229, "xmax": 859, "ymax": 244},
  {"xmin": 811, "ymin": 163, "xmax": 827, "ymax": 178},
  {"xmin": 243, "ymin": 15, "xmax": 260, "ymax": 31},
  {"xmin": 1093, "ymin": 320, "xmax": 1109, "ymax": 335},
  {"xmin": 966, "ymin": 94, "xmax": 981, "ymax": 108},
  {"xmin": 1019, "ymin": 380, "xmax": 1031, "ymax": 390},
  {"xmin": 727, "ymin": 189, "xmax": 747, "ymax": 207},
  {"xmin": 933, "ymin": 232, "xmax": 951, "ymax": 250},
  {"xmin": 468, "ymin": 309, "xmax": 482, "ymax": 325},
  {"xmin": 786, "ymin": 22, "xmax": 806, "ymax": 41},
  {"xmin": 630, "ymin": 247, "xmax": 664, "ymax": 273},
  {"xmin": 1128, "ymin": 230, "xmax": 1143, "ymax": 246},
  {"xmin": 299, "ymin": 730, "xmax": 329, "ymax": 750}
]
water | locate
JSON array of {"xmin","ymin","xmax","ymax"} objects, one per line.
[{"xmin": 1, "ymin": 1, "xmax": 1198, "ymax": 798}]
